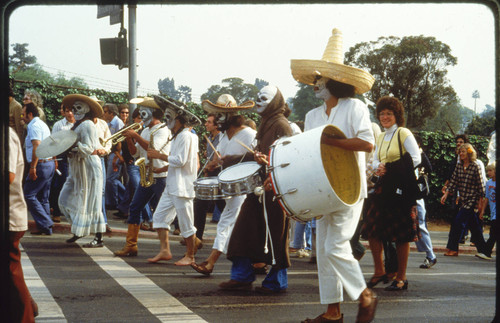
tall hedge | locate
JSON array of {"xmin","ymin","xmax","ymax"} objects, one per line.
[{"xmin": 416, "ymin": 131, "xmax": 490, "ymax": 222}]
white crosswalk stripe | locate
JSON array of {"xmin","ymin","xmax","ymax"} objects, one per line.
[
  {"xmin": 78, "ymin": 244, "xmax": 207, "ymax": 323},
  {"xmin": 21, "ymin": 244, "xmax": 67, "ymax": 323}
]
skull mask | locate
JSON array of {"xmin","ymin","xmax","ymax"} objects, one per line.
[
  {"xmin": 72, "ymin": 101, "xmax": 90, "ymax": 121},
  {"xmin": 255, "ymin": 85, "xmax": 278, "ymax": 114},
  {"xmin": 139, "ymin": 107, "xmax": 154, "ymax": 127},
  {"xmin": 215, "ymin": 112, "xmax": 233, "ymax": 132},
  {"xmin": 164, "ymin": 108, "xmax": 178, "ymax": 130},
  {"xmin": 314, "ymin": 77, "xmax": 332, "ymax": 101}
]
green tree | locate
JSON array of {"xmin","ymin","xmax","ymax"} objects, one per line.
[
  {"xmin": 345, "ymin": 35, "xmax": 458, "ymax": 129},
  {"xmin": 158, "ymin": 77, "xmax": 180, "ymax": 100},
  {"xmin": 289, "ymin": 82, "xmax": 322, "ymax": 121},
  {"xmin": 254, "ymin": 78, "xmax": 269, "ymax": 91},
  {"xmin": 177, "ymin": 85, "xmax": 192, "ymax": 103},
  {"xmin": 466, "ymin": 105, "xmax": 496, "ymax": 136},
  {"xmin": 201, "ymin": 77, "xmax": 258, "ymax": 104},
  {"xmin": 422, "ymin": 94, "xmax": 474, "ymax": 133},
  {"xmin": 9, "ymin": 43, "xmax": 37, "ymax": 72}
]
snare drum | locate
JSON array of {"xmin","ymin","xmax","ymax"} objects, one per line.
[
  {"xmin": 194, "ymin": 177, "xmax": 226, "ymax": 200},
  {"xmin": 218, "ymin": 162, "xmax": 263, "ymax": 196},
  {"xmin": 268, "ymin": 124, "xmax": 361, "ymax": 222}
]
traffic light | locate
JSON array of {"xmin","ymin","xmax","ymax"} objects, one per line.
[{"xmin": 99, "ymin": 37, "xmax": 129, "ymax": 69}]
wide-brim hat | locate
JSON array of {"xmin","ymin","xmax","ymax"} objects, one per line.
[
  {"xmin": 153, "ymin": 95, "xmax": 201, "ymax": 127},
  {"xmin": 62, "ymin": 94, "xmax": 104, "ymax": 118},
  {"xmin": 129, "ymin": 96, "xmax": 163, "ymax": 111},
  {"xmin": 201, "ymin": 94, "xmax": 255, "ymax": 113},
  {"xmin": 290, "ymin": 28, "xmax": 375, "ymax": 94}
]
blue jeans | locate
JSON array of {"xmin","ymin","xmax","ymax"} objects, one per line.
[
  {"xmin": 230, "ymin": 256, "xmax": 288, "ymax": 291},
  {"xmin": 24, "ymin": 161, "xmax": 55, "ymax": 232},
  {"xmin": 105, "ymin": 153, "xmax": 125, "ymax": 208},
  {"xmin": 117, "ymin": 164, "xmax": 152, "ymax": 222},
  {"xmin": 446, "ymin": 207, "xmax": 487, "ymax": 253},
  {"xmin": 291, "ymin": 221, "xmax": 312, "ymax": 250},
  {"xmin": 414, "ymin": 199, "xmax": 436, "ymax": 260},
  {"xmin": 127, "ymin": 177, "xmax": 166, "ymax": 224}
]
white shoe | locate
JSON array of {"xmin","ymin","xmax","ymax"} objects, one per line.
[
  {"xmin": 297, "ymin": 249, "xmax": 311, "ymax": 258},
  {"xmin": 475, "ymin": 253, "xmax": 492, "ymax": 260}
]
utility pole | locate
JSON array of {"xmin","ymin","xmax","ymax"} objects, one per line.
[{"xmin": 128, "ymin": 4, "xmax": 137, "ymax": 117}]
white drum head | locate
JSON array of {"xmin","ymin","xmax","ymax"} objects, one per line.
[
  {"xmin": 218, "ymin": 162, "xmax": 261, "ymax": 182},
  {"xmin": 197, "ymin": 178, "xmax": 218, "ymax": 185}
]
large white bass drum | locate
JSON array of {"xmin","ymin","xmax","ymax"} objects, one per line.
[{"xmin": 268, "ymin": 124, "xmax": 361, "ymax": 222}]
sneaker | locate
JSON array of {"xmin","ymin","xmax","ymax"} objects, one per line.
[
  {"xmin": 419, "ymin": 257, "xmax": 437, "ymax": 269},
  {"xmin": 297, "ymin": 249, "xmax": 311, "ymax": 258},
  {"xmin": 475, "ymin": 253, "xmax": 492, "ymax": 260}
]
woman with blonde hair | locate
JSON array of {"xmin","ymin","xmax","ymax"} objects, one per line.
[{"xmin": 441, "ymin": 143, "xmax": 488, "ymax": 259}]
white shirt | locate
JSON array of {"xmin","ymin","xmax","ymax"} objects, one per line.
[
  {"xmin": 166, "ymin": 128, "xmax": 199, "ymax": 198},
  {"xmin": 25, "ymin": 117, "xmax": 51, "ymax": 162},
  {"xmin": 52, "ymin": 118, "xmax": 74, "ymax": 134},
  {"xmin": 95, "ymin": 118, "xmax": 112, "ymax": 154},
  {"xmin": 218, "ymin": 127, "xmax": 257, "ymax": 156},
  {"xmin": 135, "ymin": 123, "xmax": 171, "ymax": 178},
  {"xmin": 9, "ymin": 128, "xmax": 28, "ymax": 231},
  {"xmin": 304, "ymin": 98, "xmax": 374, "ymax": 199},
  {"xmin": 372, "ymin": 124, "xmax": 421, "ymax": 169}
]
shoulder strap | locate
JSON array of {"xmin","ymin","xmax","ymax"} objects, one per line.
[{"xmin": 397, "ymin": 127, "xmax": 403, "ymax": 159}]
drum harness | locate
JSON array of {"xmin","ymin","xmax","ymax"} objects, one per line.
[{"xmin": 255, "ymin": 166, "xmax": 276, "ymax": 266}]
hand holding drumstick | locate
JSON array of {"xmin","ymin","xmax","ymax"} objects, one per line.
[{"xmin": 234, "ymin": 139, "xmax": 269, "ymax": 165}]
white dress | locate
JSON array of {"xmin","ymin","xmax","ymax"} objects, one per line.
[{"xmin": 59, "ymin": 120, "xmax": 106, "ymax": 237}]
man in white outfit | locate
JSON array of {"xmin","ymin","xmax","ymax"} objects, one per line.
[
  {"xmin": 147, "ymin": 95, "xmax": 202, "ymax": 266},
  {"xmin": 291, "ymin": 28, "xmax": 377, "ymax": 323},
  {"xmin": 191, "ymin": 94, "xmax": 256, "ymax": 275}
]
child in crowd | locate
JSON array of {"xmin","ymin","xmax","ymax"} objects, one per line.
[{"xmin": 480, "ymin": 162, "xmax": 496, "ymax": 258}]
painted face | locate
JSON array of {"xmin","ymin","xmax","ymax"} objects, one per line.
[
  {"xmin": 255, "ymin": 85, "xmax": 278, "ymax": 114},
  {"xmin": 164, "ymin": 108, "xmax": 178, "ymax": 130},
  {"xmin": 139, "ymin": 107, "xmax": 153, "ymax": 127},
  {"xmin": 72, "ymin": 101, "xmax": 90, "ymax": 121},
  {"xmin": 314, "ymin": 77, "xmax": 332, "ymax": 101}
]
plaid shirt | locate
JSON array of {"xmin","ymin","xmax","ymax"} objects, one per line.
[{"xmin": 448, "ymin": 161, "xmax": 485, "ymax": 210}]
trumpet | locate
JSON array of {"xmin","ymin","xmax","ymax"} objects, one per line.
[{"xmin": 100, "ymin": 122, "xmax": 142, "ymax": 146}]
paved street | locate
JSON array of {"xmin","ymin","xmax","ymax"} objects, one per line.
[{"xmin": 22, "ymin": 213, "xmax": 496, "ymax": 323}]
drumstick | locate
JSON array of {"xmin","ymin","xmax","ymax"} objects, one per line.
[
  {"xmin": 235, "ymin": 139, "xmax": 269, "ymax": 165},
  {"xmin": 204, "ymin": 134, "xmax": 222, "ymax": 159}
]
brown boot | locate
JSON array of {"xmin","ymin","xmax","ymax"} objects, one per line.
[{"xmin": 114, "ymin": 224, "xmax": 140, "ymax": 257}]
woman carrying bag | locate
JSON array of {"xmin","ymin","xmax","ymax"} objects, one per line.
[{"xmin": 362, "ymin": 96, "xmax": 421, "ymax": 291}]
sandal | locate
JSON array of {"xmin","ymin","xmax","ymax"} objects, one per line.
[
  {"xmin": 366, "ymin": 274, "xmax": 388, "ymax": 288},
  {"xmin": 191, "ymin": 261, "xmax": 212, "ymax": 276},
  {"xmin": 384, "ymin": 280, "xmax": 408, "ymax": 291}
]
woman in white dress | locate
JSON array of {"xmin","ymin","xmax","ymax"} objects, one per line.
[{"xmin": 59, "ymin": 94, "xmax": 106, "ymax": 247}]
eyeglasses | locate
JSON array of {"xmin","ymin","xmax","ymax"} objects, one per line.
[{"xmin": 120, "ymin": 111, "xmax": 129, "ymax": 114}]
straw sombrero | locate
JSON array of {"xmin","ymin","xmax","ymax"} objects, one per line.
[
  {"xmin": 153, "ymin": 95, "xmax": 201, "ymax": 127},
  {"xmin": 129, "ymin": 96, "xmax": 163, "ymax": 110},
  {"xmin": 290, "ymin": 28, "xmax": 374, "ymax": 94},
  {"xmin": 62, "ymin": 94, "xmax": 104, "ymax": 118},
  {"xmin": 202, "ymin": 94, "xmax": 255, "ymax": 113}
]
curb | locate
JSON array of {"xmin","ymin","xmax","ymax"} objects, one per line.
[{"xmin": 29, "ymin": 221, "xmax": 487, "ymax": 256}]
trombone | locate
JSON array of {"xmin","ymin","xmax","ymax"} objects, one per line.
[{"xmin": 100, "ymin": 122, "xmax": 142, "ymax": 146}]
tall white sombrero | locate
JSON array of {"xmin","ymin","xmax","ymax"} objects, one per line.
[
  {"xmin": 202, "ymin": 94, "xmax": 255, "ymax": 113},
  {"xmin": 290, "ymin": 28, "xmax": 375, "ymax": 94},
  {"xmin": 153, "ymin": 95, "xmax": 201, "ymax": 126}
]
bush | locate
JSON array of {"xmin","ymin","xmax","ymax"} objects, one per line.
[{"xmin": 416, "ymin": 131, "xmax": 490, "ymax": 222}]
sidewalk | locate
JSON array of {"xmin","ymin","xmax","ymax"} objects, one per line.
[{"xmin": 28, "ymin": 211, "xmax": 494, "ymax": 256}]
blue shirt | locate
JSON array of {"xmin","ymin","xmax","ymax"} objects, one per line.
[
  {"xmin": 25, "ymin": 117, "xmax": 51, "ymax": 162},
  {"xmin": 485, "ymin": 179, "xmax": 496, "ymax": 220},
  {"xmin": 108, "ymin": 115, "xmax": 124, "ymax": 135}
]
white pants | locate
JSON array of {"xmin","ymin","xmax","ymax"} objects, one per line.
[
  {"xmin": 316, "ymin": 200, "xmax": 366, "ymax": 304},
  {"xmin": 212, "ymin": 195, "xmax": 246, "ymax": 254},
  {"xmin": 153, "ymin": 192, "xmax": 196, "ymax": 239}
]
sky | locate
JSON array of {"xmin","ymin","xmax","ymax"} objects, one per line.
[{"xmin": 8, "ymin": 3, "xmax": 496, "ymax": 114}]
